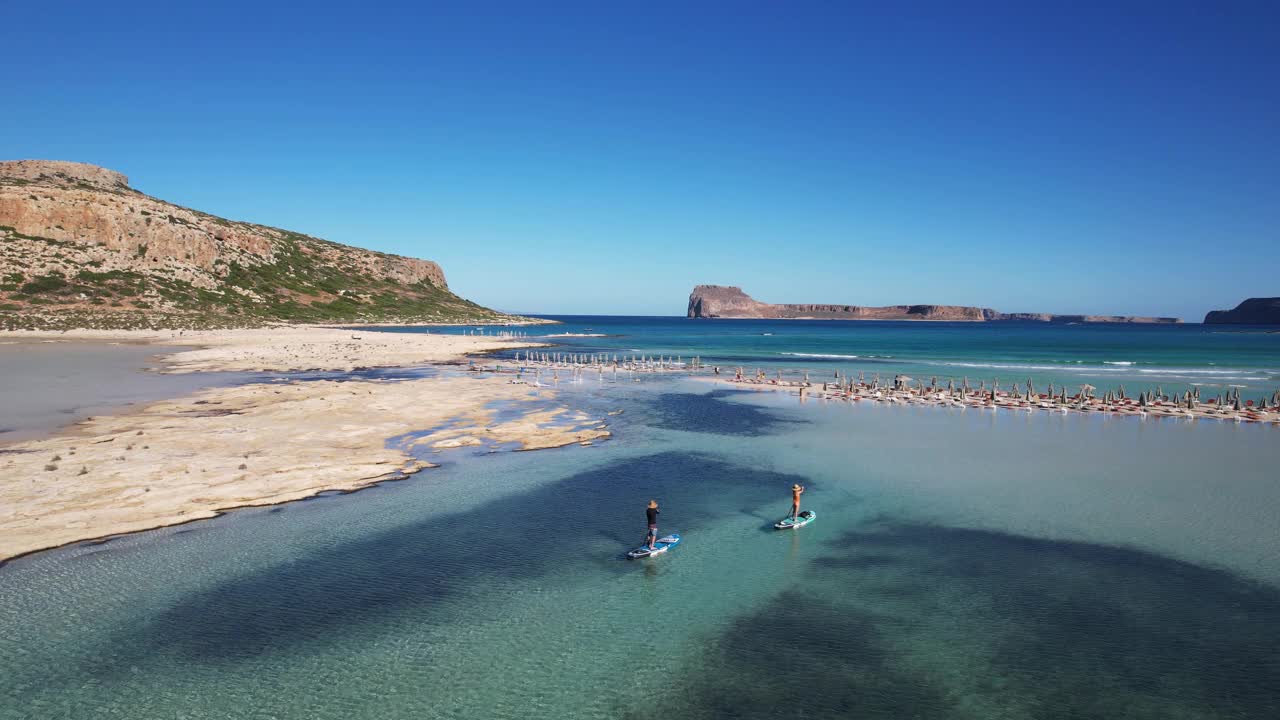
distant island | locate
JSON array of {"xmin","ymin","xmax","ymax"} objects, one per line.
[
  {"xmin": 0, "ymin": 160, "xmax": 531, "ymax": 330},
  {"xmin": 1204, "ymin": 298, "xmax": 1280, "ymax": 324},
  {"xmin": 687, "ymin": 285, "xmax": 1182, "ymax": 323}
]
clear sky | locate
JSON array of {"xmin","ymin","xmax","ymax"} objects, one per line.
[{"xmin": 4, "ymin": 2, "xmax": 1277, "ymax": 320}]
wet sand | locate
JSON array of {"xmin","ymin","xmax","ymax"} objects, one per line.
[{"xmin": 0, "ymin": 341, "xmax": 252, "ymax": 444}]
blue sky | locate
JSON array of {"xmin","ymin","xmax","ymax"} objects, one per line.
[{"xmin": 4, "ymin": 2, "xmax": 1278, "ymax": 319}]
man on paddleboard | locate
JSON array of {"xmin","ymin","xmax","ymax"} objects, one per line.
[
  {"xmin": 791, "ymin": 484, "xmax": 805, "ymax": 522},
  {"xmin": 645, "ymin": 499, "xmax": 660, "ymax": 550}
]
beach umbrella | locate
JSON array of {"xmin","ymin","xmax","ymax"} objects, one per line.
[
  {"xmin": 962, "ymin": 377, "xmax": 969, "ymax": 393},
  {"xmin": 1118, "ymin": 385, "xmax": 1126, "ymax": 400},
  {"xmin": 947, "ymin": 378, "xmax": 955, "ymax": 393},
  {"xmin": 1156, "ymin": 385, "xmax": 1163, "ymax": 400},
  {"xmin": 1193, "ymin": 387, "xmax": 1200, "ymax": 401},
  {"xmin": 1047, "ymin": 381, "xmax": 1054, "ymax": 397},
  {"xmin": 1079, "ymin": 383, "xmax": 1096, "ymax": 398},
  {"xmin": 979, "ymin": 380, "xmax": 986, "ymax": 391},
  {"xmin": 1139, "ymin": 393, "xmax": 1147, "ymax": 407},
  {"xmin": 1234, "ymin": 395, "xmax": 1243, "ymax": 412},
  {"xmin": 858, "ymin": 371, "xmax": 865, "ymax": 383}
]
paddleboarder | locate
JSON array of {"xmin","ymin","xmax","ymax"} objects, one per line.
[
  {"xmin": 645, "ymin": 499, "xmax": 660, "ymax": 551},
  {"xmin": 790, "ymin": 484, "xmax": 805, "ymax": 522}
]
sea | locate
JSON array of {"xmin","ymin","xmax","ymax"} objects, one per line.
[{"xmin": 2, "ymin": 317, "xmax": 1278, "ymax": 719}]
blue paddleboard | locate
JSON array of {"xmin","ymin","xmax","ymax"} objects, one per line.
[
  {"xmin": 775, "ymin": 510, "xmax": 816, "ymax": 529},
  {"xmin": 627, "ymin": 534, "xmax": 681, "ymax": 559}
]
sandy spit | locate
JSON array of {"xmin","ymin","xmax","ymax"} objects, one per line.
[
  {"xmin": 0, "ymin": 326, "xmax": 605, "ymax": 562},
  {"xmin": 0, "ymin": 325, "xmax": 548, "ymax": 373}
]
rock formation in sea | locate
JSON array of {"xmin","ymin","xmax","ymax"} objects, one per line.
[
  {"xmin": 0, "ymin": 160, "xmax": 520, "ymax": 329},
  {"xmin": 1203, "ymin": 298, "xmax": 1280, "ymax": 324},
  {"xmin": 687, "ymin": 285, "xmax": 1181, "ymax": 323}
]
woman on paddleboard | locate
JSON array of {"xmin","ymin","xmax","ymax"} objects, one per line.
[
  {"xmin": 791, "ymin": 484, "xmax": 805, "ymax": 522},
  {"xmin": 645, "ymin": 499, "xmax": 660, "ymax": 551}
]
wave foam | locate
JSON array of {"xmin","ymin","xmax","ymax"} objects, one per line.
[{"xmin": 780, "ymin": 352, "xmax": 860, "ymax": 360}]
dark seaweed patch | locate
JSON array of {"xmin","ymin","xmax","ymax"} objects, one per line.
[
  {"xmin": 647, "ymin": 389, "xmax": 803, "ymax": 436},
  {"xmin": 621, "ymin": 590, "xmax": 950, "ymax": 720},
  {"xmin": 685, "ymin": 524, "xmax": 1280, "ymax": 719}
]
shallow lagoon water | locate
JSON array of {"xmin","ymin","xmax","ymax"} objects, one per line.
[{"xmin": 2, "ymin": 375, "xmax": 1279, "ymax": 719}]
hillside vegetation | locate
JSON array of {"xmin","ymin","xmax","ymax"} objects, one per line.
[{"xmin": 0, "ymin": 160, "xmax": 526, "ymax": 330}]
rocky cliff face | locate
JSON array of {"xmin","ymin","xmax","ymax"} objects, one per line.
[
  {"xmin": 687, "ymin": 285, "xmax": 1181, "ymax": 323},
  {"xmin": 1204, "ymin": 298, "xmax": 1280, "ymax": 324},
  {"xmin": 1, "ymin": 160, "xmax": 516, "ymax": 329}
]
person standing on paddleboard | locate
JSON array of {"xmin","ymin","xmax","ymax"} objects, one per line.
[
  {"xmin": 645, "ymin": 500, "xmax": 660, "ymax": 550},
  {"xmin": 791, "ymin": 484, "xmax": 805, "ymax": 522}
]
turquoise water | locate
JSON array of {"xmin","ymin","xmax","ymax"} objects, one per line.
[
  {"xmin": 407, "ymin": 315, "xmax": 1280, "ymax": 397},
  {"xmin": 3, "ymin": 371, "xmax": 1279, "ymax": 719}
]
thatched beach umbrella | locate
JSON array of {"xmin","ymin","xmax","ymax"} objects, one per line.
[
  {"xmin": 1139, "ymin": 393, "xmax": 1147, "ymax": 408},
  {"xmin": 962, "ymin": 377, "xmax": 970, "ymax": 393},
  {"xmin": 947, "ymin": 378, "xmax": 955, "ymax": 393},
  {"xmin": 1079, "ymin": 383, "xmax": 1096, "ymax": 399},
  {"xmin": 1047, "ymin": 381, "xmax": 1054, "ymax": 397},
  {"xmin": 1234, "ymin": 395, "xmax": 1243, "ymax": 412}
]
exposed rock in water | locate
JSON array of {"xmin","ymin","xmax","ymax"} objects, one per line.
[
  {"xmin": 687, "ymin": 285, "xmax": 1181, "ymax": 323},
  {"xmin": 0, "ymin": 160, "xmax": 525, "ymax": 329},
  {"xmin": 1204, "ymin": 298, "xmax": 1280, "ymax": 325}
]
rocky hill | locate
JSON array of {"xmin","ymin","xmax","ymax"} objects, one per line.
[
  {"xmin": 1204, "ymin": 298, "xmax": 1280, "ymax": 324},
  {"xmin": 0, "ymin": 160, "xmax": 525, "ymax": 330},
  {"xmin": 687, "ymin": 285, "xmax": 1181, "ymax": 323}
]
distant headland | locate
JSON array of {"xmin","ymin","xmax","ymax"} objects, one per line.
[
  {"xmin": 687, "ymin": 285, "xmax": 1182, "ymax": 323},
  {"xmin": 1204, "ymin": 298, "xmax": 1280, "ymax": 324}
]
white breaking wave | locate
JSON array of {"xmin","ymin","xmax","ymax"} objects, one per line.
[
  {"xmin": 1136, "ymin": 368, "xmax": 1270, "ymax": 376},
  {"xmin": 937, "ymin": 361, "xmax": 1123, "ymax": 372},
  {"xmin": 1103, "ymin": 361, "xmax": 1134, "ymax": 366},
  {"xmin": 780, "ymin": 352, "xmax": 860, "ymax": 360},
  {"xmin": 540, "ymin": 333, "xmax": 609, "ymax": 338}
]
